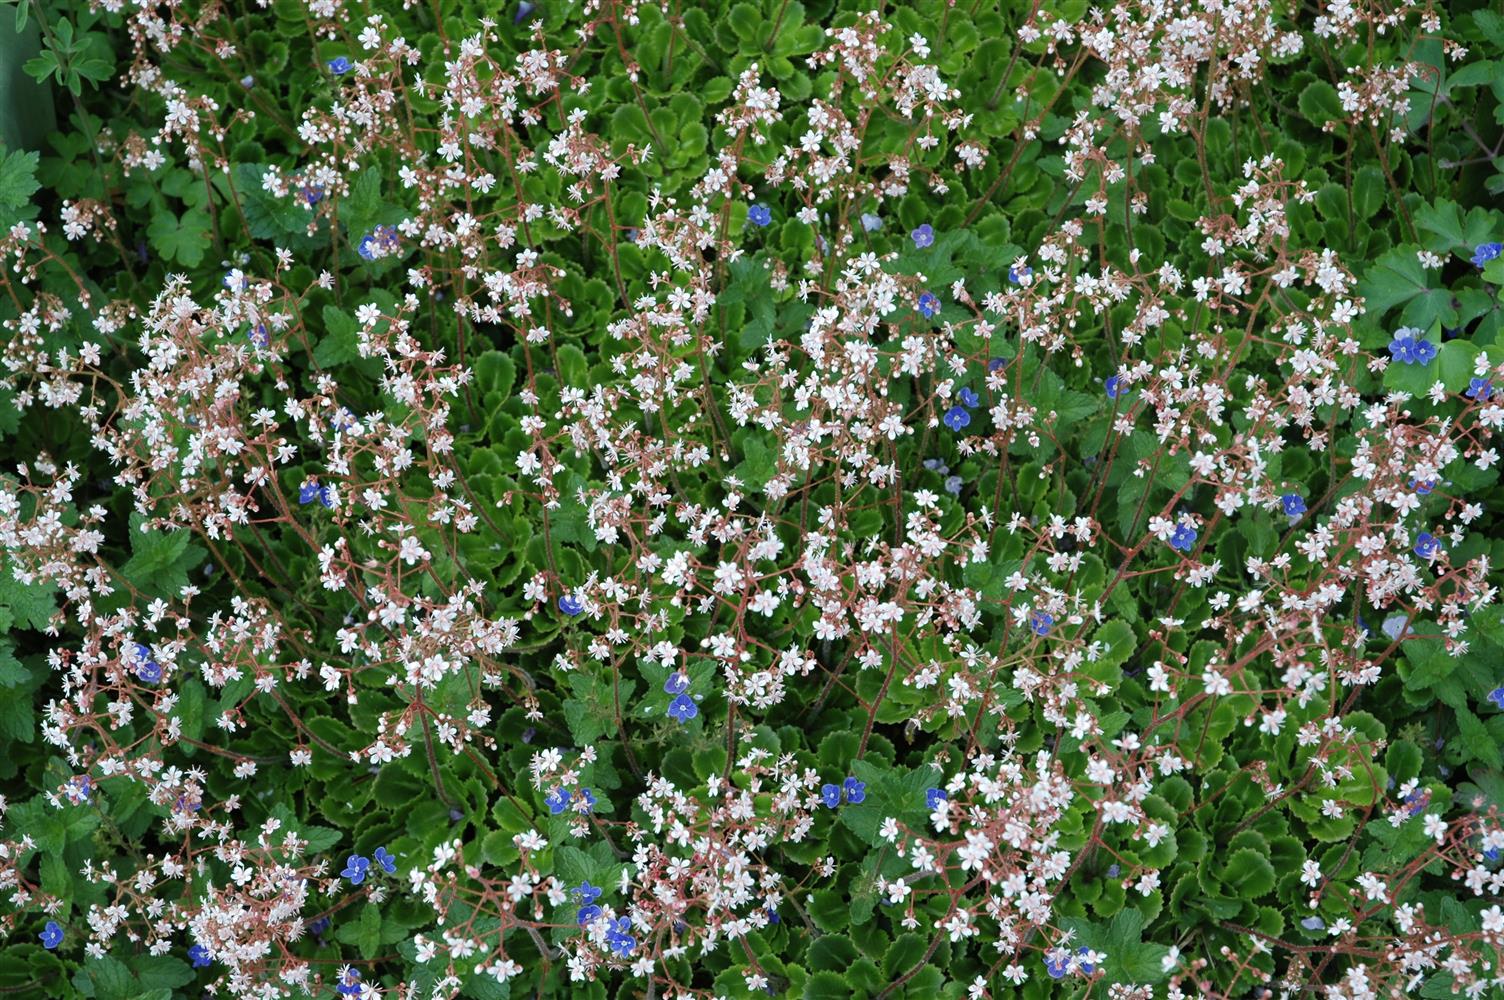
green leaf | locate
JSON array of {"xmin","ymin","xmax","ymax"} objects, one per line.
[
  {"xmin": 0, "ymin": 572, "xmax": 55, "ymax": 630},
  {"xmin": 1297, "ymin": 81, "xmax": 1344, "ymax": 126},
  {"xmin": 1358, "ymin": 248, "xmax": 1454, "ymax": 327},
  {"xmin": 1414, "ymin": 199, "xmax": 1497, "ymax": 255},
  {"xmin": 1457, "ymin": 707, "xmax": 1503, "ymax": 769},
  {"xmin": 147, "ymin": 208, "xmax": 212, "ymax": 268},
  {"xmin": 121, "ymin": 514, "xmax": 206, "ymax": 598},
  {"xmin": 0, "ymin": 147, "xmax": 40, "ymax": 215},
  {"xmin": 0, "ymin": 641, "xmax": 25, "ymax": 687},
  {"xmin": 804, "ymin": 970, "xmax": 854, "ymax": 1000},
  {"xmin": 475, "ymin": 350, "xmax": 516, "ymax": 401},
  {"xmin": 356, "ymin": 903, "xmax": 382, "ymax": 959},
  {"xmin": 315, "ymin": 306, "xmax": 361, "ymax": 367},
  {"xmin": 1352, "ymin": 165, "xmax": 1385, "ymax": 221},
  {"xmin": 1222, "ymin": 847, "xmax": 1276, "ymax": 898}
]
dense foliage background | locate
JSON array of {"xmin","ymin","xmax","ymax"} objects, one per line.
[{"xmin": 4, "ymin": 0, "xmax": 1504, "ymax": 997}]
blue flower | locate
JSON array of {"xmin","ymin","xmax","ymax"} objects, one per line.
[
  {"xmin": 355, "ymin": 225, "xmax": 399, "ymax": 262},
  {"xmin": 335, "ymin": 968, "xmax": 363, "ymax": 996},
  {"xmin": 917, "ymin": 292, "xmax": 940, "ymax": 318},
  {"xmin": 860, "ymin": 213, "xmax": 883, "ymax": 232},
  {"xmin": 327, "ymin": 56, "xmax": 351, "ymax": 75},
  {"xmin": 298, "ymin": 482, "xmax": 329, "ymax": 506},
  {"xmin": 606, "ymin": 917, "xmax": 636, "ymax": 957},
  {"xmin": 40, "ymin": 921, "xmax": 62, "ymax": 949},
  {"xmin": 1030, "ymin": 611, "xmax": 1053, "ymax": 636},
  {"xmin": 374, "ymin": 846, "xmax": 396, "ymax": 874},
  {"xmin": 1388, "ymin": 332, "xmax": 1436, "ymax": 365},
  {"xmin": 249, "ymin": 323, "xmax": 269, "ymax": 348},
  {"xmin": 575, "ymin": 881, "xmax": 603, "ymax": 905},
  {"xmin": 1008, "ymin": 263, "xmax": 1033, "ymax": 285},
  {"xmin": 1410, "ymin": 479, "xmax": 1435, "ymax": 495},
  {"xmin": 1414, "ymin": 532, "xmax": 1439, "ymax": 558},
  {"xmin": 1076, "ymin": 946, "xmax": 1097, "ymax": 975},
  {"xmin": 1105, "ymin": 374, "xmax": 1127, "ymax": 399},
  {"xmin": 1106, "ymin": 863, "xmax": 1120, "ymax": 878},
  {"xmin": 944, "ymin": 475, "xmax": 963, "ymax": 496},
  {"xmin": 1468, "ymin": 378, "xmax": 1493, "ymax": 401},
  {"xmin": 820, "ymin": 784, "xmax": 842, "ymax": 809},
  {"xmin": 766, "ymin": 906, "xmax": 780, "ymax": 923},
  {"xmin": 942, "ymin": 405, "xmax": 971, "ymax": 431},
  {"xmin": 1169, "ymin": 523, "xmax": 1198, "ymax": 552},
  {"xmin": 138, "ymin": 658, "xmax": 162, "ymax": 684},
  {"xmin": 1281, "ymin": 494, "xmax": 1306, "ymax": 517},
  {"xmin": 667, "ymin": 692, "xmax": 698, "ymax": 722},
  {"xmin": 1472, "ymin": 241, "xmax": 1503, "ymax": 268},
  {"xmin": 911, "ymin": 223, "xmax": 934, "ymax": 249},
  {"xmin": 1488, "ymin": 687, "xmax": 1504, "ymax": 710},
  {"xmin": 577, "ymin": 903, "xmax": 602, "ymax": 925},
  {"xmin": 341, "ymin": 855, "xmax": 370, "ymax": 885},
  {"xmin": 1402, "ymin": 790, "xmax": 1427, "ymax": 817},
  {"xmin": 843, "ymin": 777, "xmax": 866, "ymax": 804},
  {"xmin": 957, "ymin": 387, "xmax": 979, "ymax": 408},
  {"xmin": 301, "ymin": 185, "xmax": 324, "ymax": 206},
  {"xmin": 664, "ymin": 672, "xmax": 690, "ymax": 694},
  {"xmin": 1486, "ymin": 845, "xmax": 1501, "ymax": 862},
  {"xmin": 188, "ymin": 944, "xmax": 211, "ymax": 968},
  {"xmin": 579, "ymin": 788, "xmax": 597, "ymax": 811},
  {"xmin": 558, "ymin": 593, "xmax": 586, "ymax": 616},
  {"xmin": 513, "ymin": 0, "xmax": 535, "ymax": 24},
  {"xmin": 747, "ymin": 204, "xmax": 772, "ymax": 227},
  {"xmin": 987, "ymin": 357, "xmax": 1006, "ymax": 373},
  {"xmin": 1045, "ymin": 954, "xmax": 1068, "ymax": 979},
  {"xmin": 309, "ymin": 916, "xmax": 332, "ymax": 937},
  {"xmin": 925, "ymin": 787, "xmax": 946, "ymax": 809},
  {"xmin": 545, "ymin": 787, "xmax": 572, "ymax": 815},
  {"xmin": 70, "ymin": 775, "xmax": 92, "ymax": 802}
]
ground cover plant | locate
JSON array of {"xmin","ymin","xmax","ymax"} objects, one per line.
[{"xmin": 3, "ymin": 0, "xmax": 1504, "ymax": 997}]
